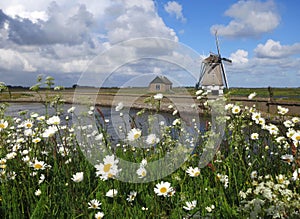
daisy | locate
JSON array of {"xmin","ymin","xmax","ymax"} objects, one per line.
[
  {"xmin": 292, "ymin": 117, "xmax": 300, "ymax": 123},
  {"xmin": 186, "ymin": 166, "xmax": 200, "ymax": 177},
  {"xmin": 67, "ymin": 106, "xmax": 75, "ymax": 113},
  {"xmin": 231, "ymin": 105, "xmax": 241, "ymax": 114},
  {"xmin": 172, "ymin": 118, "xmax": 181, "ymax": 126},
  {"xmin": 154, "ymin": 181, "xmax": 173, "ymax": 197},
  {"xmin": 71, "ymin": 172, "xmax": 84, "ymax": 183},
  {"xmin": 46, "ymin": 115, "xmax": 61, "ymax": 125},
  {"xmin": 106, "ymin": 189, "xmax": 118, "ymax": 198},
  {"xmin": 251, "ymin": 112, "xmax": 261, "ymax": 121},
  {"xmin": 32, "ymin": 160, "xmax": 47, "ymax": 170},
  {"xmin": 183, "ymin": 200, "xmax": 197, "ymax": 211},
  {"xmin": 22, "ymin": 120, "xmax": 34, "ymax": 129},
  {"xmin": 225, "ymin": 103, "xmax": 234, "ymax": 110},
  {"xmin": 115, "ymin": 102, "xmax": 124, "ymax": 111},
  {"xmin": 146, "ymin": 134, "xmax": 159, "ymax": 145},
  {"xmin": 126, "ymin": 191, "xmax": 137, "ymax": 202},
  {"xmin": 39, "ymin": 174, "xmax": 45, "ymax": 184},
  {"xmin": 153, "ymin": 93, "xmax": 163, "ymax": 100},
  {"xmin": 0, "ymin": 119, "xmax": 8, "ymax": 131},
  {"xmin": 283, "ymin": 120, "xmax": 294, "ymax": 128},
  {"xmin": 248, "ymin": 92, "xmax": 257, "ymax": 100},
  {"xmin": 250, "ymin": 133, "xmax": 259, "ymax": 140},
  {"xmin": 127, "ymin": 128, "xmax": 142, "ymax": 141},
  {"xmin": 35, "ymin": 189, "xmax": 41, "ymax": 196},
  {"xmin": 292, "ymin": 168, "xmax": 300, "ymax": 181},
  {"xmin": 42, "ymin": 126, "xmax": 58, "ymax": 138},
  {"xmin": 277, "ymin": 106, "xmax": 289, "ymax": 115},
  {"xmin": 291, "ymin": 131, "xmax": 300, "ymax": 146},
  {"xmin": 136, "ymin": 166, "xmax": 147, "ymax": 178},
  {"xmin": 281, "ymin": 154, "xmax": 294, "ymax": 164},
  {"xmin": 32, "ymin": 137, "xmax": 41, "ymax": 144},
  {"xmin": 95, "ymin": 155, "xmax": 120, "ymax": 180},
  {"xmin": 88, "ymin": 199, "xmax": 102, "ymax": 209},
  {"xmin": 95, "ymin": 212, "xmax": 104, "ymax": 219},
  {"xmin": 195, "ymin": 89, "xmax": 203, "ymax": 95}
]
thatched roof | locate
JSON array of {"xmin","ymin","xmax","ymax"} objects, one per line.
[{"xmin": 149, "ymin": 76, "xmax": 172, "ymax": 85}]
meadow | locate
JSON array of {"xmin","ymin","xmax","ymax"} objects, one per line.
[{"xmin": 0, "ymin": 77, "xmax": 299, "ymax": 218}]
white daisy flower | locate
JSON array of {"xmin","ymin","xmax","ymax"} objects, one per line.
[
  {"xmin": 115, "ymin": 102, "xmax": 124, "ymax": 111},
  {"xmin": 32, "ymin": 160, "xmax": 48, "ymax": 170},
  {"xmin": 136, "ymin": 166, "xmax": 147, "ymax": 178},
  {"xmin": 183, "ymin": 200, "xmax": 197, "ymax": 211},
  {"xmin": 127, "ymin": 128, "xmax": 142, "ymax": 141},
  {"xmin": 35, "ymin": 189, "xmax": 41, "ymax": 196},
  {"xmin": 126, "ymin": 191, "xmax": 137, "ymax": 202},
  {"xmin": 248, "ymin": 92, "xmax": 257, "ymax": 100},
  {"xmin": 67, "ymin": 106, "xmax": 76, "ymax": 113},
  {"xmin": 291, "ymin": 131, "xmax": 300, "ymax": 146},
  {"xmin": 0, "ymin": 119, "xmax": 8, "ymax": 131},
  {"xmin": 22, "ymin": 120, "xmax": 34, "ymax": 129},
  {"xmin": 186, "ymin": 166, "xmax": 200, "ymax": 177},
  {"xmin": 146, "ymin": 134, "xmax": 159, "ymax": 145},
  {"xmin": 281, "ymin": 154, "xmax": 294, "ymax": 164},
  {"xmin": 277, "ymin": 106, "xmax": 289, "ymax": 115},
  {"xmin": 154, "ymin": 181, "xmax": 173, "ymax": 197},
  {"xmin": 250, "ymin": 133, "xmax": 259, "ymax": 140},
  {"xmin": 231, "ymin": 105, "xmax": 241, "ymax": 114},
  {"xmin": 153, "ymin": 93, "xmax": 163, "ymax": 100},
  {"xmin": 88, "ymin": 199, "xmax": 102, "ymax": 209},
  {"xmin": 106, "ymin": 189, "xmax": 118, "ymax": 198},
  {"xmin": 71, "ymin": 172, "xmax": 84, "ymax": 183},
  {"xmin": 95, "ymin": 155, "xmax": 120, "ymax": 180},
  {"xmin": 46, "ymin": 115, "xmax": 61, "ymax": 125},
  {"xmin": 94, "ymin": 212, "xmax": 105, "ymax": 219}
]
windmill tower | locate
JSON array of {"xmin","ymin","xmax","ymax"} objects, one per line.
[{"xmin": 196, "ymin": 33, "xmax": 232, "ymax": 96}]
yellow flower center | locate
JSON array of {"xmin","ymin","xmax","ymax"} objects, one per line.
[
  {"xmin": 295, "ymin": 135, "xmax": 300, "ymax": 141},
  {"xmin": 142, "ymin": 171, "xmax": 146, "ymax": 176},
  {"xmin": 103, "ymin": 164, "xmax": 112, "ymax": 172},
  {"xmin": 34, "ymin": 163, "xmax": 43, "ymax": 169},
  {"xmin": 160, "ymin": 187, "xmax": 167, "ymax": 193},
  {"xmin": 0, "ymin": 124, "xmax": 5, "ymax": 129},
  {"xmin": 194, "ymin": 171, "xmax": 200, "ymax": 176},
  {"xmin": 26, "ymin": 123, "xmax": 32, "ymax": 128},
  {"xmin": 134, "ymin": 133, "xmax": 140, "ymax": 139}
]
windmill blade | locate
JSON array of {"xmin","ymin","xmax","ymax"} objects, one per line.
[
  {"xmin": 220, "ymin": 62, "xmax": 229, "ymax": 88},
  {"xmin": 215, "ymin": 31, "xmax": 221, "ymax": 57},
  {"xmin": 221, "ymin": 57, "xmax": 232, "ymax": 63}
]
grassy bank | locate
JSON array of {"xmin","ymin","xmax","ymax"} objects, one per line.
[{"xmin": 0, "ymin": 77, "xmax": 299, "ymax": 218}]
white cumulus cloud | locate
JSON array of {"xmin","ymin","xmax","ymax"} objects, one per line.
[
  {"xmin": 164, "ymin": 1, "xmax": 186, "ymax": 22},
  {"xmin": 229, "ymin": 49, "xmax": 249, "ymax": 65},
  {"xmin": 254, "ymin": 39, "xmax": 300, "ymax": 58},
  {"xmin": 210, "ymin": 0, "xmax": 280, "ymax": 38}
]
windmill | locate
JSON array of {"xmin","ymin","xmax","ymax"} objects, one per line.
[{"xmin": 196, "ymin": 32, "xmax": 232, "ymax": 96}]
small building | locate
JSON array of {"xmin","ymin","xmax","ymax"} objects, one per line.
[{"xmin": 149, "ymin": 76, "xmax": 172, "ymax": 92}]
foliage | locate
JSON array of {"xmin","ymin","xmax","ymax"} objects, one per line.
[{"xmin": 0, "ymin": 79, "xmax": 299, "ymax": 218}]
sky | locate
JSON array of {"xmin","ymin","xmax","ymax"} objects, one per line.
[{"xmin": 0, "ymin": 0, "xmax": 299, "ymax": 88}]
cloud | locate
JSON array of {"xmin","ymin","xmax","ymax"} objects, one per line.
[
  {"xmin": 106, "ymin": 0, "xmax": 178, "ymax": 44},
  {"xmin": 254, "ymin": 39, "xmax": 300, "ymax": 59},
  {"xmin": 210, "ymin": 0, "xmax": 280, "ymax": 38},
  {"xmin": 0, "ymin": 48, "xmax": 36, "ymax": 72},
  {"xmin": 164, "ymin": 1, "xmax": 186, "ymax": 22},
  {"xmin": 229, "ymin": 49, "xmax": 249, "ymax": 65},
  {"xmin": 0, "ymin": 0, "xmax": 183, "ymax": 87}
]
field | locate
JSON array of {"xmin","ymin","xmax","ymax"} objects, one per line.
[{"xmin": 0, "ymin": 77, "xmax": 300, "ymax": 218}]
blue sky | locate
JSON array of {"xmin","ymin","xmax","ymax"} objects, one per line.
[{"xmin": 0, "ymin": 0, "xmax": 299, "ymax": 88}]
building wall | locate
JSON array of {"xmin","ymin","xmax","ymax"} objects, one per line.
[{"xmin": 149, "ymin": 83, "xmax": 171, "ymax": 92}]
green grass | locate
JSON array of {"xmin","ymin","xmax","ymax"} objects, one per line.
[{"xmin": 0, "ymin": 78, "xmax": 300, "ymax": 218}]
